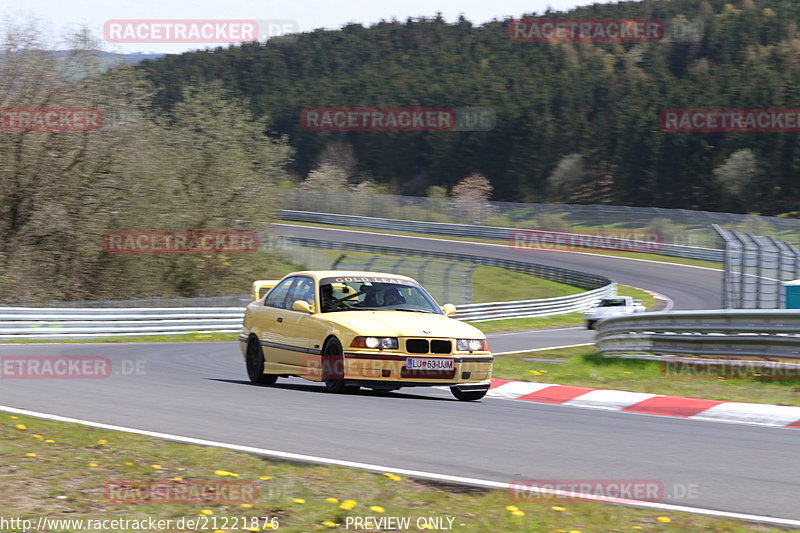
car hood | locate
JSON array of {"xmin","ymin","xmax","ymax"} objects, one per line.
[{"xmin": 324, "ymin": 311, "xmax": 486, "ymax": 339}]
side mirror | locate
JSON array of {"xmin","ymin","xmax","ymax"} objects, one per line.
[
  {"xmin": 292, "ymin": 300, "xmax": 314, "ymax": 314},
  {"xmin": 442, "ymin": 303, "xmax": 457, "ymax": 316}
]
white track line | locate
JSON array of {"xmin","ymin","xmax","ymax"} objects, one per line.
[
  {"xmin": 2, "ymin": 405, "xmax": 798, "ymax": 528},
  {"xmin": 276, "ymin": 224, "xmax": 722, "ymax": 272}
]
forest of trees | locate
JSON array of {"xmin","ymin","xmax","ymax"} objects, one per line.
[{"xmin": 136, "ymin": 0, "xmax": 800, "ymax": 215}]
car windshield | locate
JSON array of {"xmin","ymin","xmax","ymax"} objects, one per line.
[
  {"xmin": 319, "ymin": 280, "xmax": 443, "ymax": 314},
  {"xmin": 597, "ymin": 298, "xmax": 627, "ymax": 307}
]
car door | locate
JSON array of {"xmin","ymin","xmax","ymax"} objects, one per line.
[
  {"xmin": 260, "ymin": 276, "xmax": 298, "ymax": 372},
  {"xmin": 278, "ymin": 276, "xmax": 324, "ymax": 371}
]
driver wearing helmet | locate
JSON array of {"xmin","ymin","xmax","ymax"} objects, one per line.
[{"xmin": 383, "ymin": 287, "xmax": 406, "ymax": 306}]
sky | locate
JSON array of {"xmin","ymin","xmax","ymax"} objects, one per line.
[{"xmin": 1, "ymin": 0, "xmax": 614, "ymax": 54}]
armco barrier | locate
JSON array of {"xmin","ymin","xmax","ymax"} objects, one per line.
[
  {"xmin": 1, "ymin": 236, "xmax": 619, "ymax": 339},
  {"xmin": 595, "ymin": 310, "xmax": 800, "ymax": 360},
  {"xmin": 280, "ymin": 210, "xmax": 725, "ymax": 262}
]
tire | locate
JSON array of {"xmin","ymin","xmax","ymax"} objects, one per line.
[
  {"xmin": 586, "ymin": 320, "xmax": 596, "ymax": 330},
  {"xmin": 322, "ymin": 338, "xmax": 359, "ymax": 394},
  {"xmin": 450, "ymin": 387, "xmax": 488, "ymax": 401},
  {"xmin": 246, "ymin": 336, "xmax": 278, "ymax": 385}
]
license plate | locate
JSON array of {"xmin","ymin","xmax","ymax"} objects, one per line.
[{"xmin": 406, "ymin": 357, "xmax": 454, "ymax": 371}]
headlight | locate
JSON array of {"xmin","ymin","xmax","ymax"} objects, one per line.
[
  {"xmin": 457, "ymin": 339, "xmax": 488, "ymax": 352},
  {"xmin": 351, "ymin": 336, "xmax": 399, "ymax": 350}
]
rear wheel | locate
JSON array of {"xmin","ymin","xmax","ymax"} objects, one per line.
[
  {"xmin": 322, "ymin": 338, "xmax": 359, "ymax": 394},
  {"xmin": 450, "ymin": 387, "xmax": 488, "ymax": 401},
  {"xmin": 246, "ymin": 336, "xmax": 278, "ymax": 385}
]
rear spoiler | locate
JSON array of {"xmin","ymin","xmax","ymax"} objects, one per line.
[{"xmin": 252, "ymin": 280, "xmax": 280, "ymax": 302}]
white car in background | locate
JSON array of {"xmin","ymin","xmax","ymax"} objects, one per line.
[{"xmin": 585, "ymin": 296, "xmax": 646, "ymax": 329}]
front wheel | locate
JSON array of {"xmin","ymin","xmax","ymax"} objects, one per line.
[
  {"xmin": 450, "ymin": 387, "xmax": 488, "ymax": 401},
  {"xmin": 322, "ymin": 338, "xmax": 359, "ymax": 394},
  {"xmin": 246, "ymin": 336, "xmax": 278, "ymax": 385}
]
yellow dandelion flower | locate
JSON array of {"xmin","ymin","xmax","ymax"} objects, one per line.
[
  {"xmin": 322, "ymin": 521, "xmax": 337, "ymax": 528},
  {"xmin": 293, "ymin": 498, "xmax": 306, "ymax": 504},
  {"xmin": 569, "ymin": 530, "xmax": 582, "ymax": 533},
  {"xmin": 199, "ymin": 509, "xmax": 213, "ymax": 516},
  {"xmin": 25, "ymin": 453, "xmax": 36, "ymax": 457},
  {"xmin": 10, "ymin": 415, "xmax": 19, "ymax": 419},
  {"xmin": 240, "ymin": 503, "xmax": 252, "ymax": 509},
  {"xmin": 656, "ymin": 516, "xmax": 671, "ymax": 523},
  {"xmin": 45, "ymin": 439, "xmax": 55, "ymax": 443},
  {"xmin": 339, "ymin": 499, "xmax": 357, "ymax": 510},
  {"xmin": 124, "ymin": 461, "xmax": 134, "ymax": 466},
  {"xmin": 623, "ymin": 371, "xmax": 633, "ymax": 374},
  {"xmin": 325, "ymin": 497, "xmax": 339, "ymax": 503},
  {"xmin": 214, "ymin": 470, "xmax": 239, "ymax": 477},
  {"xmin": 87, "ymin": 463, "xmax": 98, "ymax": 467},
  {"xmin": 98, "ymin": 440, "xmax": 108, "ymax": 445},
  {"xmin": 552, "ymin": 505, "xmax": 566, "ymax": 511},
  {"xmin": 15, "ymin": 424, "xmax": 27, "ymax": 430},
  {"xmin": 33, "ymin": 434, "xmax": 44, "ymax": 440},
  {"xmin": 529, "ymin": 370, "xmax": 542, "ymax": 375},
  {"xmin": 213, "ymin": 530, "xmax": 226, "ymax": 533},
  {"xmin": 151, "ymin": 464, "xmax": 163, "ymax": 469},
  {"xmin": 511, "ymin": 510, "xmax": 525, "ymax": 517},
  {"xmin": 505, "ymin": 505, "xmax": 519, "ymax": 512},
  {"xmin": 171, "ymin": 477, "xmax": 183, "ymax": 481},
  {"xmin": 370, "ymin": 506, "xmax": 385, "ymax": 513},
  {"xmin": 245, "ymin": 528, "xmax": 260, "ymax": 532},
  {"xmin": 259, "ymin": 475, "xmax": 272, "ymax": 480}
]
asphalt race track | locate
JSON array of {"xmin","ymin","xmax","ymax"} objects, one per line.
[
  {"xmin": 1, "ymin": 342, "xmax": 798, "ymax": 522},
  {"xmin": 2, "ymin": 227, "xmax": 799, "ymax": 524}
]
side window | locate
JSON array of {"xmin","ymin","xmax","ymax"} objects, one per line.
[
  {"xmin": 264, "ymin": 277, "xmax": 295, "ymax": 309},
  {"xmin": 286, "ymin": 277, "xmax": 315, "ymax": 308}
]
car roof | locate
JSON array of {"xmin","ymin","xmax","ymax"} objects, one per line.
[{"xmin": 282, "ymin": 270, "xmax": 418, "ymax": 282}]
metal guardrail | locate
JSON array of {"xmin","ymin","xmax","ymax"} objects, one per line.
[
  {"xmin": 454, "ymin": 285, "xmax": 616, "ymax": 322},
  {"xmin": 0, "ymin": 308, "xmax": 245, "ymax": 339},
  {"xmin": 595, "ymin": 310, "xmax": 800, "ymax": 360},
  {"xmin": 281, "ymin": 210, "xmax": 725, "ymax": 262},
  {"xmin": 1, "ymin": 235, "xmax": 619, "ymax": 338}
]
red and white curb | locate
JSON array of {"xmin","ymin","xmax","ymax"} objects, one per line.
[{"xmin": 488, "ymin": 378, "xmax": 800, "ymax": 429}]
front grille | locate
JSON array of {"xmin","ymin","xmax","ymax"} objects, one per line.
[
  {"xmin": 405, "ymin": 339, "xmax": 452, "ymax": 354},
  {"xmin": 431, "ymin": 340, "xmax": 452, "ymax": 354},
  {"xmin": 406, "ymin": 339, "xmax": 429, "ymax": 354}
]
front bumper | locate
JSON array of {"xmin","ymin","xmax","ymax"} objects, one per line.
[{"xmin": 321, "ymin": 351, "xmax": 493, "ymax": 385}]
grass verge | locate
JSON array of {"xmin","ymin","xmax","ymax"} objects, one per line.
[
  {"xmin": 492, "ymin": 346, "xmax": 800, "ymax": 407},
  {"xmin": 0, "ymin": 413, "xmax": 785, "ymax": 532}
]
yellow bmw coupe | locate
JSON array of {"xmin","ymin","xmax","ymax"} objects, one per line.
[{"xmin": 239, "ymin": 271, "xmax": 493, "ymax": 400}]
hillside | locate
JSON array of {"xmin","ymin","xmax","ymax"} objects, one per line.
[{"xmin": 134, "ymin": 0, "xmax": 800, "ymax": 215}]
